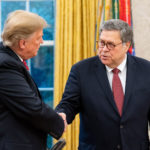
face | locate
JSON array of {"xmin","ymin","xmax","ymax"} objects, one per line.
[
  {"xmin": 98, "ymin": 30, "xmax": 130, "ymax": 68},
  {"xmin": 20, "ymin": 29, "xmax": 43, "ymax": 60}
]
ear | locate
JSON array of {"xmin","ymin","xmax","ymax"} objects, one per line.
[
  {"xmin": 123, "ymin": 42, "xmax": 131, "ymax": 52},
  {"xmin": 18, "ymin": 39, "xmax": 26, "ymax": 49}
]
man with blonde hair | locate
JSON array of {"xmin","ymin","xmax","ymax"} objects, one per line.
[{"xmin": 0, "ymin": 10, "xmax": 64, "ymax": 150}]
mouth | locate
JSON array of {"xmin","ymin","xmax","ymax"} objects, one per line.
[{"xmin": 101, "ymin": 55, "xmax": 109, "ymax": 60}]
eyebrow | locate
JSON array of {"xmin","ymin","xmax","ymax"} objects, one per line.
[{"xmin": 100, "ymin": 39, "xmax": 115, "ymax": 44}]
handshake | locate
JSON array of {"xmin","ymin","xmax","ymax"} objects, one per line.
[
  {"xmin": 58, "ymin": 113, "xmax": 68, "ymax": 132},
  {"xmin": 47, "ymin": 113, "xmax": 67, "ymax": 150}
]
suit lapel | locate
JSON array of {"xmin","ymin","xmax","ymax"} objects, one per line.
[
  {"xmin": 122, "ymin": 54, "xmax": 136, "ymax": 115},
  {"xmin": 94, "ymin": 56, "xmax": 119, "ymax": 115}
]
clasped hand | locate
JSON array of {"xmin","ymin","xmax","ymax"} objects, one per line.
[{"xmin": 58, "ymin": 113, "xmax": 68, "ymax": 132}]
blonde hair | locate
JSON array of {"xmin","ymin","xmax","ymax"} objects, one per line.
[{"xmin": 1, "ymin": 10, "xmax": 48, "ymax": 47}]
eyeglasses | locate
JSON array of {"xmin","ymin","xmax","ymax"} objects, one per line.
[{"xmin": 98, "ymin": 40, "xmax": 122, "ymax": 50}]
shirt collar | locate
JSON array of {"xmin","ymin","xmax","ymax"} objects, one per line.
[
  {"xmin": 105, "ymin": 54, "xmax": 127, "ymax": 73},
  {"xmin": 13, "ymin": 50, "xmax": 23, "ymax": 62},
  {"xmin": 17, "ymin": 54, "xmax": 23, "ymax": 62}
]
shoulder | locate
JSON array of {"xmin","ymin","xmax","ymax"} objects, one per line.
[
  {"xmin": 68, "ymin": 56, "xmax": 100, "ymax": 77},
  {"xmin": 128, "ymin": 54, "xmax": 150, "ymax": 67},
  {"xmin": 72, "ymin": 56, "xmax": 99, "ymax": 69},
  {"xmin": 0, "ymin": 44, "xmax": 23, "ymax": 70},
  {"xmin": 128, "ymin": 54, "xmax": 150, "ymax": 75}
]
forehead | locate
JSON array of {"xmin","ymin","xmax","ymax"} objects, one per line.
[{"xmin": 100, "ymin": 30, "xmax": 121, "ymax": 42}]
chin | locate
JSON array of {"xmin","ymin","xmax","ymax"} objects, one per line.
[
  {"xmin": 101, "ymin": 59, "xmax": 109, "ymax": 64},
  {"xmin": 34, "ymin": 52, "xmax": 38, "ymax": 56}
]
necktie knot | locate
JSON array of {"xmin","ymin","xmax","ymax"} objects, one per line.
[
  {"xmin": 23, "ymin": 60, "xmax": 29, "ymax": 71},
  {"xmin": 112, "ymin": 68, "xmax": 120, "ymax": 74}
]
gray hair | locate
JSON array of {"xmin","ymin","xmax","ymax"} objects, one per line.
[
  {"xmin": 99, "ymin": 19, "xmax": 133, "ymax": 45},
  {"xmin": 1, "ymin": 10, "xmax": 48, "ymax": 47}
]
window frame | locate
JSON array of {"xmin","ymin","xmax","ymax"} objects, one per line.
[{"xmin": 0, "ymin": 0, "xmax": 55, "ymax": 104}]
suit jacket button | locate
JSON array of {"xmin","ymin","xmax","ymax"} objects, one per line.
[
  {"xmin": 117, "ymin": 144, "xmax": 121, "ymax": 149},
  {"xmin": 120, "ymin": 125, "xmax": 124, "ymax": 129}
]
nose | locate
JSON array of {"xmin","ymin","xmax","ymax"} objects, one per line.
[{"xmin": 40, "ymin": 37, "xmax": 44, "ymax": 44}]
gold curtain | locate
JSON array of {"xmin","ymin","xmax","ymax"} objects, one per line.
[{"xmin": 54, "ymin": 0, "xmax": 98, "ymax": 149}]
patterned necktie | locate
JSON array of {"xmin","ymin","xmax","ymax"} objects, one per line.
[
  {"xmin": 23, "ymin": 60, "xmax": 29, "ymax": 71},
  {"xmin": 112, "ymin": 68, "xmax": 124, "ymax": 116}
]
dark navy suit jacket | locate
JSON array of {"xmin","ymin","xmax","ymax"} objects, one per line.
[
  {"xmin": 0, "ymin": 43, "xmax": 64, "ymax": 150},
  {"xmin": 56, "ymin": 54, "xmax": 150, "ymax": 150}
]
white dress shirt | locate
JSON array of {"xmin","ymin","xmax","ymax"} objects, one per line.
[{"xmin": 105, "ymin": 55, "xmax": 127, "ymax": 94}]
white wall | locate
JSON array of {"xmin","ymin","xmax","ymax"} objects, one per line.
[{"xmin": 132, "ymin": 0, "xmax": 150, "ymax": 60}]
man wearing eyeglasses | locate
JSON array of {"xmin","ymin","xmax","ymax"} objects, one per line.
[{"xmin": 56, "ymin": 19, "xmax": 150, "ymax": 150}]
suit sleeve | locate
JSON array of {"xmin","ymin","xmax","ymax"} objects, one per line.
[
  {"xmin": 55, "ymin": 64, "xmax": 81, "ymax": 124},
  {"xmin": 0, "ymin": 65, "xmax": 64, "ymax": 139}
]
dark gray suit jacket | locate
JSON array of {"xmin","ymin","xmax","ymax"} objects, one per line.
[
  {"xmin": 0, "ymin": 42, "xmax": 64, "ymax": 150},
  {"xmin": 56, "ymin": 54, "xmax": 150, "ymax": 150}
]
